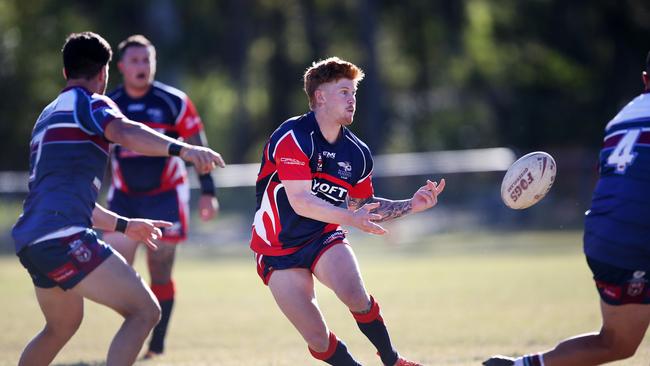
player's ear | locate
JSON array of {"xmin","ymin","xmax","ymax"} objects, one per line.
[
  {"xmin": 643, "ymin": 71, "xmax": 649, "ymax": 91},
  {"xmin": 62, "ymin": 68, "xmax": 68, "ymax": 80},
  {"xmin": 315, "ymin": 88, "xmax": 325, "ymax": 106}
]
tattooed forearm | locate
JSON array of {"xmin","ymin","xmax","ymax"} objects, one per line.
[
  {"xmin": 369, "ymin": 197, "xmax": 412, "ymax": 222},
  {"xmin": 346, "ymin": 196, "xmax": 412, "ymax": 223},
  {"xmin": 346, "ymin": 196, "xmax": 373, "ymax": 211}
]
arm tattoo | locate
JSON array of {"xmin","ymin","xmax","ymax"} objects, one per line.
[{"xmin": 346, "ymin": 196, "xmax": 412, "ymax": 223}]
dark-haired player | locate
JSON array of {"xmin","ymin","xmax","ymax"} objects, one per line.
[
  {"xmin": 250, "ymin": 56, "xmax": 445, "ymax": 366},
  {"xmin": 12, "ymin": 32, "xmax": 224, "ymax": 366},
  {"xmin": 103, "ymin": 34, "xmax": 219, "ymax": 359},
  {"xmin": 484, "ymin": 52, "xmax": 650, "ymax": 366}
]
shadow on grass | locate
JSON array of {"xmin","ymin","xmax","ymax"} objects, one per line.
[{"xmin": 53, "ymin": 362, "xmax": 105, "ymax": 366}]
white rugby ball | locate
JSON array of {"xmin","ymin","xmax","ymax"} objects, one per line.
[{"xmin": 501, "ymin": 151, "xmax": 556, "ymax": 209}]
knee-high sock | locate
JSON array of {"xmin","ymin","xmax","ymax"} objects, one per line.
[
  {"xmin": 149, "ymin": 280, "xmax": 175, "ymax": 354},
  {"xmin": 351, "ymin": 296, "xmax": 398, "ymax": 366},
  {"xmin": 308, "ymin": 331, "xmax": 362, "ymax": 366}
]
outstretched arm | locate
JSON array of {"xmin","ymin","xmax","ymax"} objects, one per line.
[
  {"xmin": 347, "ymin": 178, "xmax": 446, "ymax": 223},
  {"xmin": 104, "ymin": 118, "xmax": 225, "ymax": 174}
]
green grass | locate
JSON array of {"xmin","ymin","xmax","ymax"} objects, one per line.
[{"xmin": 2, "ymin": 231, "xmax": 650, "ymax": 365}]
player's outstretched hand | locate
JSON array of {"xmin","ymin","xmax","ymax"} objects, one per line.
[
  {"xmin": 124, "ymin": 219, "xmax": 173, "ymax": 250},
  {"xmin": 180, "ymin": 146, "xmax": 226, "ymax": 174},
  {"xmin": 199, "ymin": 194, "xmax": 219, "ymax": 221},
  {"xmin": 411, "ymin": 178, "xmax": 446, "ymax": 213},
  {"xmin": 350, "ymin": 202, "xmax": 387, "ymax": 235}
]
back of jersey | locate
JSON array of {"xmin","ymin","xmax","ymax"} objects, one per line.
[
  {"xmin": 585, "ymin": 92, "xmax": 650, "ymax": 268},
  {"xmin": 12, "ymin": 87, "xmax": 122, "ymax": 252}
]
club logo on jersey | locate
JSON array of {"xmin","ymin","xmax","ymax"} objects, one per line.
[
  {"xmin": 69, "ymin": 239, "xmax": 92, "ymax": 263},
  {"xmin": 312, "ymin": 179, "xmax": 348, "ymax": 202},
  {"xmin": 280, "ymin": 157, "xmax": 305, "ymax": 166},
  {"xmin": 317, "ymin": 153, "xmax": 323, "ymax": 172},
  {"xmin": 337, "ymin": 161, "xmax": 352, "ymax": 179},
  {"xmin": 323, "ymin": 151, "xmax": 336, "ymax": 159},
  {"xmin": 147, "ymin": 108, "xmax": 164, "ymax": 122}
]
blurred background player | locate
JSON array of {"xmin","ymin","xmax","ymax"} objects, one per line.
[
  {"xmin": 102, "ymin": 34, "xmax": 221, "ymax": 359},
  {"xmin": 250, "ymin": 57, "xmax": 446, "ymax": 366},
  {"xmin": 484, "ymin": 52, "xmax": 650, "ymax": 366},
  {"xmin": 12, "ymin": 32, "xmax": 224, "ymax": 366}
]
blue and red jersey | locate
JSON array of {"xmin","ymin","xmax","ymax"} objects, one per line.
[
  {"xmin": 108, "ymin": 81, "xmax": 203, "ymax": 194},
  {"xmin": 250, "ymin": 111, "xmax": 374, "ymax": 256},
  {"xmin": 12, "ymin": 86, "xmax": 124, "ymax": 252},
  {"xmin": 584, "ymin": 92, "xmax": 650, "ymax": 269}
]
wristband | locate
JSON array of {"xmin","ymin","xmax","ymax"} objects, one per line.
[
  {"xmin": 168, "ymin": 142, "xmax": 183, "ymax": 156},
  {"xmin": 115, "ymin": 217, "xmax": 129, "ymax": 233},
  {"xmin": 199, "ymin": 173, "xmax": 216, "ymax": 196}
]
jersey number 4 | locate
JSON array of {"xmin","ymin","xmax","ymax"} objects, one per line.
[{"xmin": 607, "ymin": 129, "xmax": 641, "ymax": 174}]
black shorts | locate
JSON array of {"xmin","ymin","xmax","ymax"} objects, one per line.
[
  {"xmin": 254, "ymin": 230, "xmax": 348, "ymax": 285},
  {"xmin": 587, "ymin": 256, "xmax": 650, "ymax": 305},
  {"xmin": 109, "ymin": 186, "xmax": 189, "ymax": 242}
]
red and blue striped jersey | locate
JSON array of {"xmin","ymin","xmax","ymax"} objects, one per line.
[
  {"xmin": 12, "ymin": 86, "xmax": 123, "ymax": 252},
  {"xmin": 108, "ymin": 81, "xmax": 203, "ymax": 194},
  {"xmin": 250, "ymin": 111, "xmax": 374, "ymax": 256}
]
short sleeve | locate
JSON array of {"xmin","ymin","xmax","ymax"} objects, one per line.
[
  {"xmin": 274, "ymin": 131, "xmax": 311, "ymax": 181},
  {"xmin": 75, "ymin": 92, "xmax": 125, "ymax": 137},
  {"xmin": 348, "ymin": 173, "xmax": 374, "ymax": 199},
  {"xmin": 176, "ymin": 97, "xmax": 204, "ymax": 138}
]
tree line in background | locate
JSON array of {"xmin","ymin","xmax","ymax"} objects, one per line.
[{"xmin": 0, "ymin": 0, "xmax": 649, "ymax": 170}]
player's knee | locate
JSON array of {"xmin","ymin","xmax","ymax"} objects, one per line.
[
  {"xmin": 608, "ymin": 340, "xmax": 638, "ymax": 360},
  {"xmin": 143, "ymin": 298, "xmax": 162, "ymax": 327},
  {"xmin": 304, "ymin": 330, "xmax": 330, "ymax": 352},
  {"xmin": 338, "ymin": 287, "xmax": 370, "ymax": 312},
  {"xmin": 45, "ymin": 313, "xmax": 83, "ymax": 340},
  {"xmin": 124, "ymin": 295, "xmax": 161, "ymax": 328},
  {"xmin": 599, "ymin": 330, "xmax": 640, "ymax": 361}
]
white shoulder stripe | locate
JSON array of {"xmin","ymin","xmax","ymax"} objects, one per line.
[{"xmin": 272, "ymin": 130, "xmax": 306, "ymax": 160}]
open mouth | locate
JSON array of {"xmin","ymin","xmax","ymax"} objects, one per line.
[{"xmin": 136, "ymin": 73, "xmax": 147, "ymax": 80}]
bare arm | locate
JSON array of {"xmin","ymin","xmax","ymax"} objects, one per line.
[
  {"xmin": 92, "ymin": 203, "xmax": 172, "ymax": 250},
  {"xmin": 347, "ymin": 178, "xmax": 446, "ymax": 223},
  {"xmin": 104, "ymin": 118, "xmax": 225, "ymax": 174},
  {"xmin": 105, "ymin": 118, "xmax": 185, "ymax": 156},
  {"xmin": 283, "ymin": 180, "xmax": 386, "ymax": 235},
  {"xmin": 92, "ymin": 203, "xmax": 124, "ymax": 232},
  {"xmin": 347, "ymin": 196, "xmax": 412, "ymax": 223}
]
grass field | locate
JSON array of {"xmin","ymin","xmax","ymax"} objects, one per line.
[{"xmin": 2, "ymin": 230, "xmax": 650, "ymax": 366}]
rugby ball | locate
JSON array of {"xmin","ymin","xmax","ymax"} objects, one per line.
[{"xmin": 501, "ymin": 151, "xmax": 556, "ymax": 209}]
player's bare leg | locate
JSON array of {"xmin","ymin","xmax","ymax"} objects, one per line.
[
  {"xmin": 268, "ymin": 268, "xmax": 361, "ymax": 365},
  {"xmin": 314, "ymin": 244, "xmax": 420, "ymax": 366},
  {"xmin": 484, "ymin": 301, "xmax": 650, "ymax": 366},
  {"xmin": 104, "ymin": 231, "xmax": 139, "ymax": 265},
  {"xmin": 18, "ymin": 287, "xmax": 83, "ymax": 366},
  {"xmin": 145, "ymin": 240, "xmax": 177, "ymax": 357},
  {"xmin": 542, "ymin": 301, "xmax": 650, "ymax": 365},
  {"xmin": 73, "ymin": 254, "xmax": 160, "ymax": 366}
]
